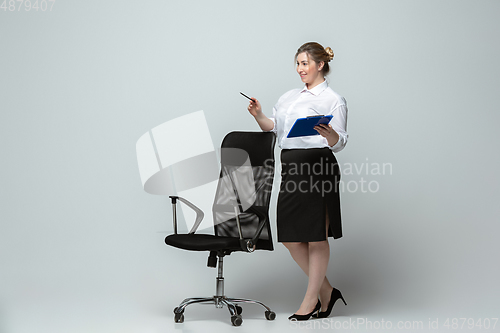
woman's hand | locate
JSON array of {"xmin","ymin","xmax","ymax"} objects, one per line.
[
  {"xmin": 247, "ymin": 97, "xmax": 274, "ymax": 132},
  {"xmin": 247, "ymin": 98, "xmax": 262, "ymax": 118},
  {"xmin": 314, "ymin": 124, "xmax": 340, "ymax": 147}
]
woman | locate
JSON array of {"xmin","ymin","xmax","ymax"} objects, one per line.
[{"xmin": 247, "ymin": 42, "xmax": 348, "ymax": 321}]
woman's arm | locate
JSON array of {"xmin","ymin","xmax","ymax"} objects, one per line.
[
  {"xmin": 247, "ymin": 98, "xmax": 275, "ymax": 132},
  {"xmin": 314, "ymin": 123, "xmax": 340, "ymax": 147},
  {"xmin": 314, "ymin": 103, "xmax": 348, "ymax": 153}
]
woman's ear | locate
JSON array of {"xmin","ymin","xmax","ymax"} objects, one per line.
[{"xmin": 318, "ymin": 61, "xmax": 324, "ymax": 71}]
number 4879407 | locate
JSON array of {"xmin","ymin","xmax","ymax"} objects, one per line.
[{"xmin": 1, "ymin": 0, "xmax": 56, "ymax": 11}]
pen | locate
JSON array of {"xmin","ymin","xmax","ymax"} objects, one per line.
[{"xmin": 240, "ymin": 92, "xmax": 256, "ymax": 103}]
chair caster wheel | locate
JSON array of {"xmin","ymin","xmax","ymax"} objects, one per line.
[
  {"xmin": 265, "ymin": 310, "xmax": 276, "ymax": 320},
  {"xmin": 235, "ymin": 305, "xmax": 243, "ymax": 315},
  {"xmin": 231, "ymin": 314, "xmax": 242, "ymax": 326},
  {"xmin": 174, "ymin": 312, "xmax": 184, "ymax": 323}
]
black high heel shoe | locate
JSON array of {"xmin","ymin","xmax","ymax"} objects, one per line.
[
  {"xmin": 288, "ymin": 300, "xmax": 321, "ymax": 321},
  {"xmin": 317, "ymin": 288, "xmax": 347, "ymax": 318}
]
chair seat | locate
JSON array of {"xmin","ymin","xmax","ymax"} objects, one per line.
[{"xmin": 165, "ymin": 233, "xmax": 241, "ymax": 251}]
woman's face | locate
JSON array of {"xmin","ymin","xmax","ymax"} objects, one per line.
[{"xmin": 296, "ymin": 52, "xmax": 324, "ymax": 88}]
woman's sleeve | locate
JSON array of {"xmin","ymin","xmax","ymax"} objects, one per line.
[
  {"xmin": 267, "ymin": 105, "xmax": 277, "ymax": 133},
  {"xmin": 328, "ymin": 102, "xmax": 348, "ymax": 153},
  {"xmin": 268, "ymin": 90, "xmax": 293, "ymax": 134}
]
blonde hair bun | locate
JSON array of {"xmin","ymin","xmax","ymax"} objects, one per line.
[{"xmin": 325, "ymin": 47, "xmax": 334, "ymax": 61}]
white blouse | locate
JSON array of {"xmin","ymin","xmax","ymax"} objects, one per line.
[{"xmin": 268, "ymin": 80, "xmax": 348, "ymax": 153}]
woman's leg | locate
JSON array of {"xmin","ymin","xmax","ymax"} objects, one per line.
[
  {"xmin": 283, "ymin": 242, "xmax": 309, "ymax": 274},
  {"xmin": 283, "ymin": 242, "xmax": 332, "ymax": 314},
  {"xmin": 283, "ymin": 210, "xmax": 335, "ymax": 313},
  {"xmin": 318, "ymin": 211, "xmax": 335, "ymax": 311},
  {"xmin": 299, "ymin": 240, "xmax": 331, "ymax": 314}
]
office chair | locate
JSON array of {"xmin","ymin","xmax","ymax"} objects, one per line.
[{"xmin": 164, "ymin": 131, "xmax": 276, "ymax": 326}]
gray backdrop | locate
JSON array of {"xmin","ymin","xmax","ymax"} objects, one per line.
[{"xmin": 1, "ymin": 0, "xmax": 499, "ymax": 332}]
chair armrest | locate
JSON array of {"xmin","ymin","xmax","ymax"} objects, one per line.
[
  {"xmin": 245, "ymin": 206, "xmax": 267, "ymax": 250},
  {"xmin": 169, "ymin": 196, "xmax": 204, "ymax": 234}
]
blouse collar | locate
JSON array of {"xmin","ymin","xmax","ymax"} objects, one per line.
[{"xmin": 300, "ymin": 79, "xmax": 328, "ymax": 96}]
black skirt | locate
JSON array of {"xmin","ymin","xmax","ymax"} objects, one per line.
[{"xmin": 277, "ymin": 148, "xmax": 342, "ymax": 242}]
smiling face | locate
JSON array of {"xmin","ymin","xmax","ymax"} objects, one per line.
[{"xmin": 296, "ymin": 52, "xmax": 325, "ymax": 89}]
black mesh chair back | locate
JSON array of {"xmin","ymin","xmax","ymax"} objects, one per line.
[{"xmin": 213, "ymin": 131, "xmax": 275, "ymax": 251}]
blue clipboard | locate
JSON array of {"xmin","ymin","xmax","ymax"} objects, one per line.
[{"xmin": 287, "ymin": 115, "xmax": 333, "ymax": 138}]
